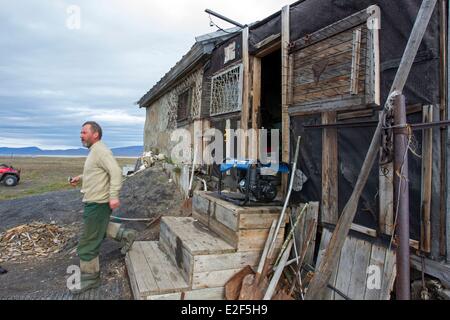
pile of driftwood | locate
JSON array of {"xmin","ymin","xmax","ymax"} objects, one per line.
[
  {"xmin": 0, "ymin": 222, "xmax": 75, "ymax": 263},
  {"xmin": 225, "ymin": 205, "xmax": 315, "ymax": 300}
]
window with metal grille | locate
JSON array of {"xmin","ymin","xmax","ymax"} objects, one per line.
[
  {"xmin": 210, "ymin": 64, "xmax": 243, "ymax": 116},
  {"xmin": 177, "ymin": 89, "xmax": 191, "ymax": 122}
]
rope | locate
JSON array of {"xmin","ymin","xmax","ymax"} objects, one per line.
[
  {"xmin": 110, "ymin": 216, "xmax": 155, "ymax": 222},
  {"xmin": 208, "ymin": 15, "xmax": 240, "ymax": 34}
]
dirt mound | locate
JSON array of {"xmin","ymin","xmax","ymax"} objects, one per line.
[{"xmin": 113, "ymin": 165, "xmax": 187, "ymax": 229}]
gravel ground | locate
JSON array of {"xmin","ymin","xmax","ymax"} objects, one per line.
[{"xmin": 0, "ymin": 165, "xmax": 188, "ymax": 300}]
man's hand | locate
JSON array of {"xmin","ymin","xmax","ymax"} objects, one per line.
[
  {"xmin": 109, "ymin": 199, "xmax": 120, "ymax": 210},
  {"xmin": 69, "ymin": 175, "xmax": 82, "ymax": 187}
]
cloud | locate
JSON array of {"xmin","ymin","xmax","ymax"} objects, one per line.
[{"xmin": 0, "ymin": 0, "xmax": 291, "ymax": 149}]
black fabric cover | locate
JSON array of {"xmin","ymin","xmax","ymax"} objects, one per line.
[
  {"xmin": 290, "ymin": 110, "xmax": 424, "ymax": 238},
  {"xmin": 249, "ymin": 0, "xmax": 441, "ymax": 106},
  {"xmin": 208, "ymin": 33, "xmax": 243, "ymax": 76}
]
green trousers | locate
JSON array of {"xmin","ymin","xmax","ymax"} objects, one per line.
[{"xmin": 77, "ymin": 203, "xmax": 112, "ymax": 262}]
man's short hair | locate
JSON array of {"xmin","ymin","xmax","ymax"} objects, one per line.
[{"xmin": 83, "ymin": 121, "xmax": 103, "ymax": 140}]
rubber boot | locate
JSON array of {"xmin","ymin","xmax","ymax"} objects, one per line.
[
  {"xmin": 118, "ymin": 227, "xmax": 138, "ymax": 255},
  {"xmin": 107, "ymin": 222, "xmax": 137, "ymax": 254},
  {"xmin": 69, "ymin": 257, "xmax": 101, "ymax": 295}
]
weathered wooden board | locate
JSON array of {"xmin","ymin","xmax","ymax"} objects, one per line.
[
  {"xmin": 192, "ymin": 210, "xmax": 238, "ymax": 248},
  {"xmin": 239, "ymin": 213, "xmax": 289, "ymax": 229},
  {"xmin": 237, "ymin": 228, "xmax": 285, "ymax": 252},
  {"xmin": 292, "ymin": 202, "xmax": 319, "ymax": 267},
  {"xmin": 288, "ymin": 6, "xmax": 380, "ymax": 114},
  {"xmin": 126, "ymin": 241, "xmax": 189, "ymax": 300},
  {"xmin": 364, "ymin": 244, "xmax": 386, "ymax": 300},
  {"xmin": 193, "ymin": 267, "xmax": 258, "ymax": 289},
  {"xmin": 315, "ymin": 228, "xmax": 340, "ymax": 300},
  {"xmin": 127, "ymin": 242, "xmax": 158, "ymax": 297},
  {"xmin": 334, "ymin": 234, "xmax": 358, "ymax": 300},
  {"xmin": 315, "ymin": 230, "xmax": 397, "ymax": 300},
  {"xmin": 321, "ymin": 112, "xmax": 338, "ymax": 225},
  {"xmin": 162, "ymin": 217, "xmax": 235, "ymax": 255},
  {"xmin": 140, "ymin": 242, "xmax": 189, "ymax": 293},
  {"xmin": 379, "ymin": 160, "xmax": 394, "ymax": 236},
  {"xmin": 125, "ymin": 251, "xmax": 143, "ymax": 300},
  {"xmin": 421, "ymin": 105, "xmax": 433, "ymax": 253},
  {"xmin": 159, "ymin": 220, "xmax": 194, "ymax": 284},
  {"xmin": 193, "ymin": 191, "xmax": 288, "ymax": 251},
  {"xmin": 281, "ymin": 4, "xmax": 291, "ymax": 193},
  {"xmin": 147, "ymin": 287, "xmax": 225, "ymax": 301},
  {"xmin": 193, "ymin": 251, "xmax": 261, "ymax": 273},
  {"xmin": 291, "ymin": 26, "xmax": 367, "ymax": 106},
  {"xmin": 347, "ymin": 239, "xmax": 372, "ymax": 300}
]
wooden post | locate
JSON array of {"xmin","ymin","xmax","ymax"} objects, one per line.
[
  {"xmin": 321, "ymin": 112, "xmax": 338, "ymax": 224},
  {"xmin": 252, "ymin": 57, "xmax": 262, "ymax": 156},
  {"xmin": 241, "ymin": 26, "xmax": 250, "ymax": 159},
  {"xmin": 281, "ymin": 5, "xmax": 290, "ymax": 195},
  {"xmin": 421, "ymin": 105, "xmax": 433, "ymax": 253},
  {"xmin": 379, "ymin": 108, "xmax": 395, "ymax": 236},
  {"xmin": 305, "ymin": 0, "xmax": 438, "ymax": 300},
  {"xmin": 431, "ymin": 105, "xmax": 442, "ymax": 259}
]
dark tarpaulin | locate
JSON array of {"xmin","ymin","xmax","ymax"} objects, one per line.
[
  {"xmin": 336, "ymin": 122, "xmax": 380, "ymax": 230},
  {"xmin": 249, "ymin": 12, "xmax": 281, "ymax": 52},
  {"xmin": 207, "ymin": 33, "xmax": 243, "ymax": 77},
  {"xmin": 290, "ymin": 115, "xmax": 323, "ymax": 206},
  {"xmin": 249, "ymin": 0, "xmax": 441, "ymax": 106},
  {"xmin": 290, "ymin": 110, "xmax": 424, "ymax": 238}
]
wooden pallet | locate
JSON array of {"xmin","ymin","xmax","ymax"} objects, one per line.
[
  {"xmin": 126, "ymin": 192, "xmax": 290, "ymax": 300},
  {"xmin": 192, "ymin": 191, "xmax": 287, "ymax": 251},
  {"xmin": 316, "ymin": 228, "xmax": 396, "ymax": 300},
  {"xmin": 125, "ymin": 241, "xmax": 189, "ymax": 300}
]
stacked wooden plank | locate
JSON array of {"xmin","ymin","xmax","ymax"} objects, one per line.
[
  {"xmin": 315, "ymin": 228, "xmax": 396, "ymax": 300},
  {"xmin": 126, "ymin": 191, "xmax": 289, "ymax": 300},
  {"xmin": 192, "ymin": 191, "xmax": 287, "ymax": 251}
]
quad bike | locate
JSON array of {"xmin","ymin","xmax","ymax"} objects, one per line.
[{"xmin": 0, "ymin": 164, "xmax": 21, "ymax": 187}]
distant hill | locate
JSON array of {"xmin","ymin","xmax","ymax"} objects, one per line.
[{"xmin": 0, "ymin": 146, "xmax": 143, "ymax": 157}]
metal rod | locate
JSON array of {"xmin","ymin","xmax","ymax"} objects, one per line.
[
  {"xmin": 301, "ymin": 264, "xmax": 351, "ymax": 300},
  {"xmin": 447, "ymin": 0, "xmax": 450, "ymax": 264},
  {"xmin": 410, "ymin": 120, "xmax": 450, "ymax": 129},
  {"xmin": 268, "ymin": 136, "xmax": 302, "ymax": 257},
  {"xmin": 439, "ymin": 0, "xmax": 448, "ymax": 257},
  {"xmin": 205, "ymin": 9, "xmax": 245, "ymax": 28},
  {"xmin": 394, "ymin": 94, "xmax": 411, "ymax": 300},
  {"xmin": 304, "ymin": 120, "xmax": 450, "ymax": 130}
]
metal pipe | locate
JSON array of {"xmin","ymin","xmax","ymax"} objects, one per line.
[
  {"xmin": 304, "ymin": 120, "xmax": 450, "ymax": 130},
  {"xmin": 268, "ymin": 136, "xmax": 302, "ymax": 256},
  {"xmin": 439, "ymin": 0, "xmax": 448, "ymax": 257},
  {"xmin": 394, "ymin": 94, "xmax": 411, "ymax": 300},
  {"xmin": 205, "ymin": 9, "xmax": 245, "ymax": 28},
  {"xmin": 447, "ymin": 0, "xmax": 450, "ymax": 264}
]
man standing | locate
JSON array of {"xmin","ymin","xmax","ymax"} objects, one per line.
[{"xmin": 69, "ymin": 121, "xmax": 137, "ymax": 294}]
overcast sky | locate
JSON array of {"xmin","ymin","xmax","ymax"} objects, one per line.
[{"xmin": 0, "ymin": 0, "xmax": 290, "ymax": 150}]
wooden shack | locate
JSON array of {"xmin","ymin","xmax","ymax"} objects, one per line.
[{"xmin": 134, "ymin": 0, "xmax": 449, "ymax": 300}]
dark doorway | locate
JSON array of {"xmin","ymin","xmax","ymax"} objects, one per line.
[
  {"xmin": 260, "ymin": 49, "xmax": 282, "ymax": 131},
  {"xmin": 260, "ymin": 49, "xmax": 282, "ymax": 158}
]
